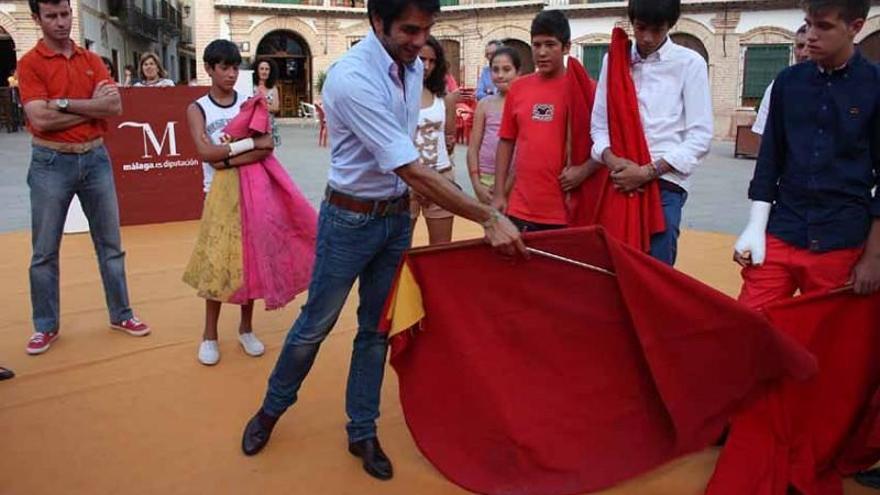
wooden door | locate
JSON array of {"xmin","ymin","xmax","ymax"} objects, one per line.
[{"xmin": 279, "ymin": 80, "xmax": 297, "ymax": 118}]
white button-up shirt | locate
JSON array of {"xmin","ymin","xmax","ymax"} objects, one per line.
[
  {"xmin": 752, "ymin": 81, "xmax": 774, "ymax": 135},
  {"xmin": 322, "ymin": 30, "xmax": 422, "ymax": 199},
  {"xmin": 590, "ymin": 37, "xmax": 714, "ymax": 192}
]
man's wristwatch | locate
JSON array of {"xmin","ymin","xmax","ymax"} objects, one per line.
[{"xmin": 55, "ymin": 98, "xmax": 70, "ymax": 112}]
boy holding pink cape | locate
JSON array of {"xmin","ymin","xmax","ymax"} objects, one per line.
[{"xmin": 183, "ymin": 40, "xmax": 317, "ymax": 366}]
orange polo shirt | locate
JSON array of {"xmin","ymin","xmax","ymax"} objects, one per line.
[{"xmin": 17, "ymin": 39, "xmax": 114, "ymax": 143}]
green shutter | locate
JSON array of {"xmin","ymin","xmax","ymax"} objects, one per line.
[
  {"xmin": 580, "ymin": 44, "xmax": 608, "ymax": 80},
  {"xmin": 743, "ymin": 45, "xmax": 790, "ymax": 100},
  {"xmin": 440, "ymin": 0, "xmax": 459, "ymax": 5}
]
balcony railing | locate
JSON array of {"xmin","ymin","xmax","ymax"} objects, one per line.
[
  {"xmin": 261, "ymin": 0, "xmax": 365, "ymax": 6},
  {"xmin": 262, "ymin": 0, "xmax": 326, "ymax": 4},
  {"xmin": 181, "ymin": 25, "xmax": 193, "ymax": 45},
  {"xmin": 160, "ymin": 0, "xmax": 182, "ymax": 36},
  {"xmin": 119, "ymin": 0, "xmax": 160, "ymax": 41}
]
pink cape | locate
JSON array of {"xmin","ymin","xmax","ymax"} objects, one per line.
[{"xmin": 224, "ymin": 95, "xmax": 318, "ymax": 309}]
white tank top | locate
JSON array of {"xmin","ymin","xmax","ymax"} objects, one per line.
[
  {"xmin": 414, "ymin": 95, "xmax": 451, "ymax": 171},
  {"xmin": 195, "ymin": 91, "xmax": 245, "ymax": 192}
]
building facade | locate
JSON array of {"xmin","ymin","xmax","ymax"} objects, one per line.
[
  {"xmin": 0, "ymin": 0, "xmax": 194, "ymax": 86},
  {"xmin": 195, "ymin": 0, "xmax": 880, "ymax": 138},
  {"xmin": 2, "ymin": 0, "xmax": 880, "ymax": 137}
]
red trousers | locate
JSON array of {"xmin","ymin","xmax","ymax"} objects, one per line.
[{"xmin": 739, "ymin": 236, "xmax": 862, "ymax": 310}]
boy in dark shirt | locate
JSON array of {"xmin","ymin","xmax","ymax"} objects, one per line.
[{"xmin": 734, "ymin": 0, "xmax": 880, "ymax": 306}]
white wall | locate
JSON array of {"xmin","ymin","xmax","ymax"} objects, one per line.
[
  {"xmin": 737, "ymin": 9, "xmax": 805, "ymax": 34},
  {"xmin": 739, "ymin": 6, "xmax": 880, "ymax": 35},
  {"xmin": 569, "ymin": 17, "xmax": 618, "ymax": 41},
  {"xmin": 685, "ymin": 13, "xmax": 715, "ymax": 33}
]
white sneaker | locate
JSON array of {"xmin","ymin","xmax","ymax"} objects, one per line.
[
  {"xmin": 238, "ymin": 332, "xmax": 265, "ymax": 357},
  {"xmin": 198, "ymin": 340, "xmax": 220, "ymax": 366}
]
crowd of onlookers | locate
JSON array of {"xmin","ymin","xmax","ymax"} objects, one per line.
[{"xmin": 99, "ymin": 52, "xmax": 188, "ymax": 87}]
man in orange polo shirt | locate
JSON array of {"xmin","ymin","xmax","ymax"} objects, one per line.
[{"xmin": 18, "ymin": 0, "xmax": 150, "ymax": 355}]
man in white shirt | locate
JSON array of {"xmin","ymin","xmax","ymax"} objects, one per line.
[
  {"xmin": 590, "ymin": 0, "xmax": 713, "ymax": 265},
  {"xmin": 752, "ymin": 24, "xmax": 809, "ymax": 136}
]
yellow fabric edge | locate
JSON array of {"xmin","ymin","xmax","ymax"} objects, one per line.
[{"xmin": 387, "ymin": 261, "xmax": 425, "ymax": 338}]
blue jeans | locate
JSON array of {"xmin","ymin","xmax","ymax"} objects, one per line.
[
  {"xmin": 649, "ymin": 188, "xmax": 688, "ymax": 266},
  {"xmin": 28, "ymin": 145, "xmax": 133, "ymax": 333},
  {"xmin": 262, "ymin": 200, "xmax": 412, "ymax": 442}
]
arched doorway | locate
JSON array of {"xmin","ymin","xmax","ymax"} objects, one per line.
[
  {"xmin": 256, "ymin": 30, "xmax": 312, "ymax": 118},
  {"xmin": 439, "ymin": 38, "xmax": 461, "ymax": 88},
  {"xmin": 501, "ymin": 38, "xmax": 534, "ymax": 74},
  {"xmin": 0, "ymin": 27, "xmax": 15, "ymax": 86},
  {"xmin": 670, "ymin": 32, "xmax": 709, "ymax": 63},
  {"xmin": 858, "ymin": 30, "xmax": 880, "ymax": 63}
]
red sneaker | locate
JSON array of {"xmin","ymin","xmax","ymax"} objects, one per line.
[
  {"xmin": 27, "ymin": 331, "xmax": 59, "ymax": 355},
  {"xmin": 110, "ymin": 317, "xmax": 151, "ymax": 337}
]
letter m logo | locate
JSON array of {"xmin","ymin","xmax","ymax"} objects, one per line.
[{"xmin": 118, "ymin": 121, "xmax": 181, "ymax": 158}]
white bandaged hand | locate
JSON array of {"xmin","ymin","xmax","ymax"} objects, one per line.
[
  {"xmin": 228, "ymin": 137, "xmax": 255, "ymax": 157},
  {"xmin": 734, "ymin": 201, "xmax": 772, "ymax": 266}
]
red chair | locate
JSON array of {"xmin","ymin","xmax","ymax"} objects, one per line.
[
  {"xmin": 315, "ymin": 102, "xmax": 328, "ymax": 147},
  {"xmin": 455, "ymin": 106, "xmax": 474, "ymax": 145}
]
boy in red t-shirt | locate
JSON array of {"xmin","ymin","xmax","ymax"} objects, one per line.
[{"xmin": 493, "ymin": 10, "xmax": 595, "ymax": 231}]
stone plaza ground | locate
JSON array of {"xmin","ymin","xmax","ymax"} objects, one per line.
[{"xmin": 0, "ymin": 123, "xmax": 754, "ymax": 236}]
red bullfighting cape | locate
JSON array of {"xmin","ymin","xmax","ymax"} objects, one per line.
[
  {"xmin": 706, "ymin": 290, "xmax": 880, "ymax": 495},
  {"xmin": 575, "ymin": 27, "xmax": 665, "ymax": 252},
  {"xmin": 563, "ymin": 56, "xmax": 597, "ymax": 225},
  {"xmin": 382, "ymin": 227, "xmax": 816, "ymax": 495}
]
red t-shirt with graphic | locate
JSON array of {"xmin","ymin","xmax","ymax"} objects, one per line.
[{"xmin": 499, "ymin": 72, "xmax": 570, "ymax": 225}]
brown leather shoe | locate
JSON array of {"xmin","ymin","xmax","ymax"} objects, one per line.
[{"xmin": 348, "ymin": 437, "xmax": 393, "ymax": 480}]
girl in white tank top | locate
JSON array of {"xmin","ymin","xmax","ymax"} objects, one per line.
[
  {"xmin": 411, "ymin": 36, "xmax": 459, "ymax": 246},
  {"xmin": 414, "ymin": 95, "xmax": 452, "ymax": 172}
]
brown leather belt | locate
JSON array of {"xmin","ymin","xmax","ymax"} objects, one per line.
[
  {"xmin": 325, "ymin": 188, "xmax": 409, "ymax": 216},
  {"xmin": 32, "ymin": 137, "xmax": 104, "ymax": 154}
]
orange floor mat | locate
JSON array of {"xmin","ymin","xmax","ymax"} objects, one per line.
[{"xmin": 0, "ymin": 221, "xmax": 874, "ymax": 495}]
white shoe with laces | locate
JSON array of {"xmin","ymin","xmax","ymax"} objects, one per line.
[
  {"xmin": 198, "ymin": 340, "xmax": 220, "ymax": 366},
  {"xmin": 238, "ymin": 332, "xmax": 265, "ymax": 357}
]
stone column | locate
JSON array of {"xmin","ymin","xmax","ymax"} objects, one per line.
[
  {"xmin": 228, "ymin": 12, "xmax": 253, "ymax": 63},
  {"xmin": 461, "ymin": 17, "xmax": 483, "ymax": 88},
  {"xmin": 194, "ymin": 0, "xmax": 221, "ymax": 85},
  {"xmin": 10, "ymin": 7, "xmax": 43, "ymax": 58},
  {"xmin": 710, "ymin": 10, "xmax": 744, "ymax": 140}
]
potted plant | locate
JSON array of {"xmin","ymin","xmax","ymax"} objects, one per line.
[{"xmin": 315, "ymin": 70, "xmax": 327, "ymax": 102}]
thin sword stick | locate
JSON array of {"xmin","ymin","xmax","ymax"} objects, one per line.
[
  {"xmin": 526, "ymin": 247, "xmax": 616, "ymax": 277},
  {"xmin": 830, "ymin": 284, "xmax": 854, "ymax": 294}
]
